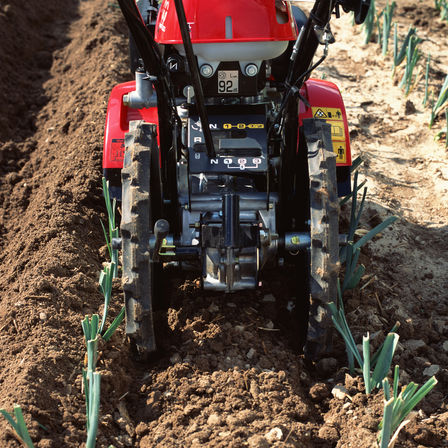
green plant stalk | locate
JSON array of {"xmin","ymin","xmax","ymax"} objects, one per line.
[
  {"xmin": 102, "ymin": 306, "xmax": 125, "ymax": 342},
  {"xmin": 370, "ymin": 333, "xmax": 399, "ymax": 389},
  {"xmin": 400, "ymin": 34, "xmax": 421, "ymax": 95},
  {"xmin": 99, "ymin": 262, "xmax": 115, "ymax": 335},
  {"xmin": 352, "ymin": 216, "xmax": 398, "ymax": 252},
  {"xmin": 423, "ymin": 53, "xmax": 431, "ymax": 106},
  {"xmin": 446, "ymin": 109, "xmax": 448, "ymax": 149},
  {"xmin": 362, "ymin": 334, "xmax": 372, "ymax": 393},
  {"xmin": 102, "ymin": 177, "xmax": 119, "ymax": 277},
  {"xmin": 82, "ymin": 314, "xmax": 99, "ymax": 345},
  {"xmin": 363, "ymin": 0, "xmax": 376, "ymax": 44},
  {"xmin": 379, "ymin": 366, "xmax": 438, "ymax": 439},
  {"xmin": 0, "ymin": 406, "xmax": 35, "ymax": 448},
  {"xmin": 382, "ymin": 1, "xmax": 396, "ymax": 56},
  {"xmin": 393, "ymin": 26, "xmax": 417, "ymax": 72},
  {"xmin": 340, "ymin": 179, "xmax": 367, "ymax": 206},
  {"xmin": 379, "ymin": 397, "xmax": 394, "ymax": 448},
  {"xmin": 430, "ymin": 74, "xmax": 448, "ymax": 127},
  {"xmin": 87, "ymin": 336, "xmax": 100, "ymax": 373},
  {"xmin": 350, "ymin": 156, "xmax": 363, "ymax": 173},
  {"xmin": 328, "ymin": 301, "xmax": 364, "ymax": 369},
  {"xmin": 86, "ymin": 372, "xmax": 101, "ymax": 448},
  {"xmin": 370, "ymin": 322, "xmax": 400, "ymax": 367},
  {"xmin": 82, "ymin": 369, "xmax": 89, "ymax": 432}
]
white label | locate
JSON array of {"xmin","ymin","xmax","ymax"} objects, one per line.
[{"xmin": 217, "ymin": 70, "xmax": 239, "ymax": 94}]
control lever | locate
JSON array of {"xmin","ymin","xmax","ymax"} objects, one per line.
[{"xmin": 153, "ymin": 219, "xmax": 169, "ymax": 262}]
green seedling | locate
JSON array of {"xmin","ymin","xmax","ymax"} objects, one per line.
[
  {"xmin": 434, "ymin": 109, "xmax": 448, "ymax": 148},
  {"xmin": 82, "ymin": 315, "xmax": 101, "ymax": 447},
  {"xmin": 423, "ymin": 53, "xmax": 431, "ymax": 106},
  {"xmin": 381, "ymin": 1, "xmax": 396, "ymax": 56},
  {"xmin": 99, "ymin": 262, "xmax": 115, "ymax": 335},
  {"xmin": 400, "ymin": 34, "xmax": 422, "ymax": 96},
  {"xmin": 429, "ymin": 74, "xmax": 448, "ymax": 128},
  {"xmin": 328, "ymin": 295, "xmax": 399, "ymax": 386},
  {"xmin": 363, "ymin": 0, "xmax": 377, "ymax": 44},
  {"xmin": 392, "ymin": 25, "xmax": 417, "ymax": 73},
  {"xmin": 379, "ymin": 366, "xmax": 438, "ymax": 447},
  {"xmin": 0, "ymin": 405, "xmax": 34, "ymax": 448},
  {"xmin": 101, "ymin": 177, "xmax": 119, "ymax": 277}
]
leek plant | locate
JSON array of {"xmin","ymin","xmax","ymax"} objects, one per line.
[
  {"xmin": 340, "ymin": 169, "xmax": 398, "ymax": 291},
  {"xmin": 381, "ymin": 1, "xmax": 396, "ymax": 56},
  {"xmin": 392, "ymin": 25, "xmax": 417, "ymax": 74},
  {"xmin": 0, "ymin": 405, "xmax": 34, "ymax": 448},
  {"xmin": 101, "ymin": 177, "xmax": 119, "ymax": 278},
  {"xmin": 82, "ymin": 315, "xmax": 101, "ymax": 448},
  {"xmin": 378, "ymin": 366, "xmax": 438, "ymax": 448},
  {"xmin": 429, "ymin": 74, "xmax": 448, "ymax": 128},
  {"xmin": 423, "ymin": 54, "xmax": 431, "ymax": 107},
  {"xmin": 332, "ymin": 161, "xmax": 398, "ymax": 386},
  {"xmin": 435, "ymin": 0, "xmax": 448, "ymax": 22},
  {"xmin": 399, "ymin": 34, "xmax": 422, "ymax": 96},
  {"xmin": 99, "ymin": 262, "xmax": 115, "ymax": 335},
  {"xmin": 363, "ymin": 0, "xmax": 377, "ymax": 44},
  {"xmin": 329, "ymin": 296, "xmax": 399, "ymax": 391}
]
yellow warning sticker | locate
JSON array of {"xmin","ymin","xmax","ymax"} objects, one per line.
[
  {"xmin": 327, "ymin": 120, "xmax": 345, "ymax": 141},
  {"xmin": 332, "ymin": 141, "xmax": 347, "ymax": 164},
  {"xmin": 312, "ymin": 107, "xmax": 343, "ymax": 121}
]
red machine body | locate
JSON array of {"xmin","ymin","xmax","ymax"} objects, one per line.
[
  {"xmin": 155, "ymin": 0, "xmax": 298, "ymax": 44},
  {"xmin": 103, "ymin": 82, "xmax": 158, "ymax": 170},
  {"xmin": 103, "ymin": 79, "xmax": 351, "ymax": 170}
]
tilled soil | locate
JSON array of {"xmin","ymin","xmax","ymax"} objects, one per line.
[{"xmin": 0, "ymin": 1, "xmax": 447, "ymax": 447}]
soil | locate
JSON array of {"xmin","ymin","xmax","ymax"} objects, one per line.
[{"xmin": 0, "ymin": 0, "xmax": 447, "ymax": 447}]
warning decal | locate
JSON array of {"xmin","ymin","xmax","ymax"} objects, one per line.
[
  {"xmin": 311, "ymin": 107, "xmax": 348, "ymax": 163},
  {"xmin": 111, "ymin": 138, "xmax": 125, "ymax": 163},
  {"xmin": 312, "ymin": 107, "xmax": 343, "ymax": 120},
  {"xmin": 326, "ymin": 120, "xmax": 345, "ymax": 141},
  {"xmin": 332, "ymin": 141, "xmax": 347, "ymax": 164}
]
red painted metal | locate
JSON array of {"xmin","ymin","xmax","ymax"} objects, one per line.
[
  {"xmin": 103, "ymin": 81, "xmax": 159, "ymax": 169},
  {"xmin": 155, "ymin": 0, "xmax": 297, "ymax": 44},
  {"xmin": 299, "ymin": 78, "xmax": 352, "ymax": 166}
]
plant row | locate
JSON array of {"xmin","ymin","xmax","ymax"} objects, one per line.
[
  {"xmin": 329, "ymin": 162, "xmax": 437, "ymax": 447},
  {"xmin": 1, "ymin": 178, "xmax": 124, "ymax": 447},
  {"xmin": 362, "ymin": 0, "xmax": 448, "ymax": 146}
]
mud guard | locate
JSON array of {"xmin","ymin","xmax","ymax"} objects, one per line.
[
  {"xmin": 300, "ymin": 78, "xmax": 352, "ymax": 197},
  {"xmin": 103, "ymin": 81, "xmax": 159, "ymax": 198}
]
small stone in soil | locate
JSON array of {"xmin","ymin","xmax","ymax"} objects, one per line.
[
  {"xmin": 423, "ymin": 365, "xmax": 440, "ymax": 376},
  {"xmin": 403, "ymin": 339, "xmax": 426, "ymax": 351},
  {"xmin": 207, "ymin": 413, "xmax": 222, "ymax": 425},
  {"xmin": 442, "ymin": 341, "xmax": 448, "ymax": 352},
  {"xmin": 247, "ymin": 348, "xmax": 256, "ymax": 359},
  {"xmin": 331, "ymin": 385, "xmax": 350, "ymax": 400},
  {"xmin": 265, "ymin": 427, "xmax": 283, "ymax": 443},
  {"xmin": 247, "ymin": 434, "xmax": 269, "ymax": 448},
  {"xmin": 170, "ymin": 353, "xmax": 182, "ymax": 364}
]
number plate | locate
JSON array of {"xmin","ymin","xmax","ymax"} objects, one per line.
[{"xmin": 217, "ymin": 70, "xmax": 239, "ymax": 94}]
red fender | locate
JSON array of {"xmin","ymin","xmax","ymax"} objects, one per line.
[
  {"xmin": 102, "ymin": 81, "xmax": 159, "ymax": 170},
  {"xmin": 299, "ymin": 78, "xmax": 352, "ymax": 167}
]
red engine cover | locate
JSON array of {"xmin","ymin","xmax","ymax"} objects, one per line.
[
  {"xmin": 300, "ymin": 79, "xmax": 352, "ymax": 167},
  {"xmin": 155, "ymin": 0, "xmax": 297, "ymax": 44}
]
